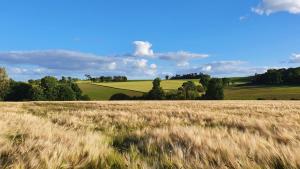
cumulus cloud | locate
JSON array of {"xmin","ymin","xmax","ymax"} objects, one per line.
[
  {"xmin": 0, "ymin": 50, "xmax": 114, "ymax": 71},
  {"xmin": 252, "ymin": 0, "xmax": 300, "ymax": 15},
  {"xmin": 132, "ymin": 41, "xmax": 209, "ymax": 67},
  {"xmin": 187, "ymin": 61, "xmax": 267, "ymax": 76},
  {"xmin": 0, "ymin": 49, "xmax": 161, "ymax": 79},
  {"xmin": 289, "ymin": 53, "xmax": 300, "ymax": 63},
  {"xmin": 157, "ymin": 51, "xmax": 209, "ymax": 67},
  {"xmin": 133, "ymin": 41, "xmax": 154, "ymax": 57},
  {"xmin": 123, "ymin": 58, "xmax": 157, "ymax": 76}
]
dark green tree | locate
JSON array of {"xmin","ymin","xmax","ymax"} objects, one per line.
[
  {"xmin": 222, "ymin": 78, "xmax": 231, "ymax": 87},
  {"xmin": 70, "ymin": 83, "xmax": 83, "ymax": 100},
  {"xmin": 5, "ymin": 82, "xmax": 33, "ymax": 101},
  {"xmin": 146, "ymin": 78, "xmax": 165, "ymax": 100},
  {"xmin": 54, "ymin": 85, "xmax": 76, "ymax": 101},
  {"xmin": 204, "ymin": 78, "xmax": 224, "ymax": 100},
  {"xmin": 110, "ymin": 93, "xmax": 131, "ymax": 100},
  {"xmin": 0, "ymin": 67, "xmax": 10, "ymax": 100},
  {"xmin": 29, "ymin": 86, "xmax": 45, "ymax": 101},
  {"xmin": 199, "ymin": 73, "xmax": 211, "ymax": 91},
  {"xmin": 41, "ymin": 76, "xmax": 58, "ymax": 100},
  {"xmin": 179, "ymin": 81, "xmax": 199, "ymax": 100}
]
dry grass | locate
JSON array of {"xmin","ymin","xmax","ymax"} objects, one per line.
[{"xmin": 0, "ymin": 101, "xmax": 300, "ymax": 169}]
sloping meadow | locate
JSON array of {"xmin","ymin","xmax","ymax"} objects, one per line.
[{"xmin": 0, "ymin": 101, "xmax": 300, "ymax": 169}]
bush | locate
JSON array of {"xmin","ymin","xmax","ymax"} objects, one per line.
[
  {"xmin": 54, "ymin": 85, "xmax": 76, "ymax": 101},
  {"xmin": 5, "ymin": 82, "xmax": 33, "ymax": 101},
  {"xmin": 80, "ymin": 94, "xmax": 91, "ymax": 101},
  {"xmin": 110, "ymin": 93, "xmax": 131, "ymax": 100},
  {"xmin": 29, "ymin": 86, "xmax": 45, "ymax": 101}
]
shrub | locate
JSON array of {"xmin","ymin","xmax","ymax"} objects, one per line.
[
  {"xmin": 110, "ymin": 93, "xmax": 131, "ymax": 100},
  {"xmin": 80, "ymin": 94, "xmax": 91, "ymax": 101},
  {"xmin": 5, "ymin": 82, "xmax": 33, "ymax": 101},
  {"xmin": 54, "ymin": 85, "xmax": 76, "ymax": 101}
]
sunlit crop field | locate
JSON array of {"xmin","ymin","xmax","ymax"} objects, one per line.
[
  {"xmin": 94, "ymin": 80, "xmax": 200, "ymax": 92},
  {"xmin": 1, "ymin": 101, "xmax": 300, "ymax": 169}
]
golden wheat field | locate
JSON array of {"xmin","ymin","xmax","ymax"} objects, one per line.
[{"xmin": 1, "ymin": 101, "xmax": 300, "ymax": 169}]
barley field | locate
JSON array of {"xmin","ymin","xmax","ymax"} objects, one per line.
[{"xmin": 1, "ymin": 101, "xmax": 300, "ymax": 169}]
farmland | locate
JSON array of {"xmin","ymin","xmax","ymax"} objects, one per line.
[
  {"xmin": 225, "ymin": 85, "xmax": 300, "ymax": 100},
  {"xmin": 78, "ymin": 83, "xmax": 143, "ymax": 100},
  {"xmin": 77, "ymin": 80, "xmax": 300, "ymax": 100},
  {"xmin": 0, "ymin": 101, "xmax": 300, "ymax": 168},
  {"xmin": 94, "ymin": 79, "xmax": 200, "ymax": 92}
]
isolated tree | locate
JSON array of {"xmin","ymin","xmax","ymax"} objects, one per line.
[
  {"xmin": 204, "ymin": 78, "xmax": 224, "ymax": 100},
  {"xmin": 0, "ymin": 67, "xmax": 10, "ymax": 100},
  {"xmin": 146, "ymin": 78, "xmax": 165, "ymax": 100},
  {"xmin": 199, "ymin": 73, "xmax": 211, "ymax": 91},
  {"xmin": 165, "ymin": 75, "xmax": 169, "ymax": 80},
  {"xmin": 85, "ymin": 74, "xmax": 92, "ymax": 81}
]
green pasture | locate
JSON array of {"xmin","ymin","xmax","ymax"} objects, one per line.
[
  {"xmin": 225, "ymin": 85, "xmax": 300, "ymax": 100},
  {"xmin": 78, "ymin": 83, "xmax": 143, "ymax": 100}
]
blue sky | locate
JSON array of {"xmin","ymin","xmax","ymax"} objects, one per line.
[{"xmin": 0, "ymin": 0, "xmax": 300, "ymax": 80}]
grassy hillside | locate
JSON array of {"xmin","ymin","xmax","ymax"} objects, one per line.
[
  {"xmin": 78, "ymin": 83, "xmax": 143, "ymax": 100},
  {"xmin": 1, "ymin": 101, "xmax": 300, "ymax": 168},
  {"xmin": 78, "ymin": 79, "xmax": 300, "ymax": 100},
  {"xmin": 94, "ymin": 79, "xmax": 199, "ymax": 92},
  {"xmin": 225, "ymin": 85, "xmax": 300, "ymax": 100}
]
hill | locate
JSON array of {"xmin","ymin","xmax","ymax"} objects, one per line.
[
  {"xmin": 77, "ymin": 83, "xmax": 143, "ymax": 100},
  {"xmin": 94, "ymin": 79, "xmax": 200, "ymax": 92}
]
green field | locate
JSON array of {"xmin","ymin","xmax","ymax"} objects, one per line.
[
  {"xmin": 225, "ymin": 85, "xmax": 300, "ymax": 100},
  {"xmin": 78, "ymin": 83, "xmax": 143, "ymax": 100},
  {"xmin": 78, "ymin": 80, "xmax": 300, "ymax": 100},
  {"xmin": 94, "ymin": 79, "xmax": 199, "ymax": 92}
]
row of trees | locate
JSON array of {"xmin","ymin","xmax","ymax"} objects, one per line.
[
  {"xmin": 111, "ymin": 74, "xmax": 224, "ymax": 100},
  {"xmin": 169, "ymin": 73, "xmax": 207, "ymax": 80},
  {"xmin": 85, "ymin": 74, "xmax": 127, "ymax": 82},
  {"xmin": 0, "ymin": 68, "xmax": 89, "ymax": 101},
  {"xmin": 252, "ymin": 67, "xmax": 300, "ymax": 85}
]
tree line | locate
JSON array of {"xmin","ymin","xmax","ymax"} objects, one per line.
[
  {"xmin": 85, "ymin": 74, "xmax": 127, "ymax": 82},
  {"xmin": 110, "ymin": 74, "xmax": 225, "ymax": 100},
  {"xmin": 0, "ymin": 68, "xmax": 89, "ymax": 101},
  {"xmin": 251, "ymin": 67, "xmax": 300, "ymax": 85}
]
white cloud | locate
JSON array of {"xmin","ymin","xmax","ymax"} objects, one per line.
[
  {"xmin": 132, "ymin": 41, "xmax": 209, "ymax": 67},
  {"xmin": 108, "ymin": 62, "xmax": 117, "ymax": 70},
  {"xmin": 239, "ymin": 15, "xmax": 248, "ymax": 21},
  {"xmin": 150, "ymin": 63, "xmax": 157, "ymax": 69},
  {"xmin": 0, "ymin": 50, "xmax": 114, "ymax": 71},
  {"xmin": 133, "ymin": 41, "xmax": 154, "ymax": 57},
  {"xmin": 0, "ymin": 49, "xmax": 162, "ymax": 80},
  {"xmin": 122, "ymin": 58, "xmax": 157, "ymax": 76},
  {"xmin": 157, "ymin": 51, "xmax": 208, "ymax": 60},
  {"xmin": 289, "ymin": 53, "xmax": 300, "ymax": 63},
  {"xmin": 252, "ymin": 0, "xmax": 300, "ymax": 15},
  {"xmin": 187, "ymin": 61, "xmax": 267, "ymax": 76}
]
